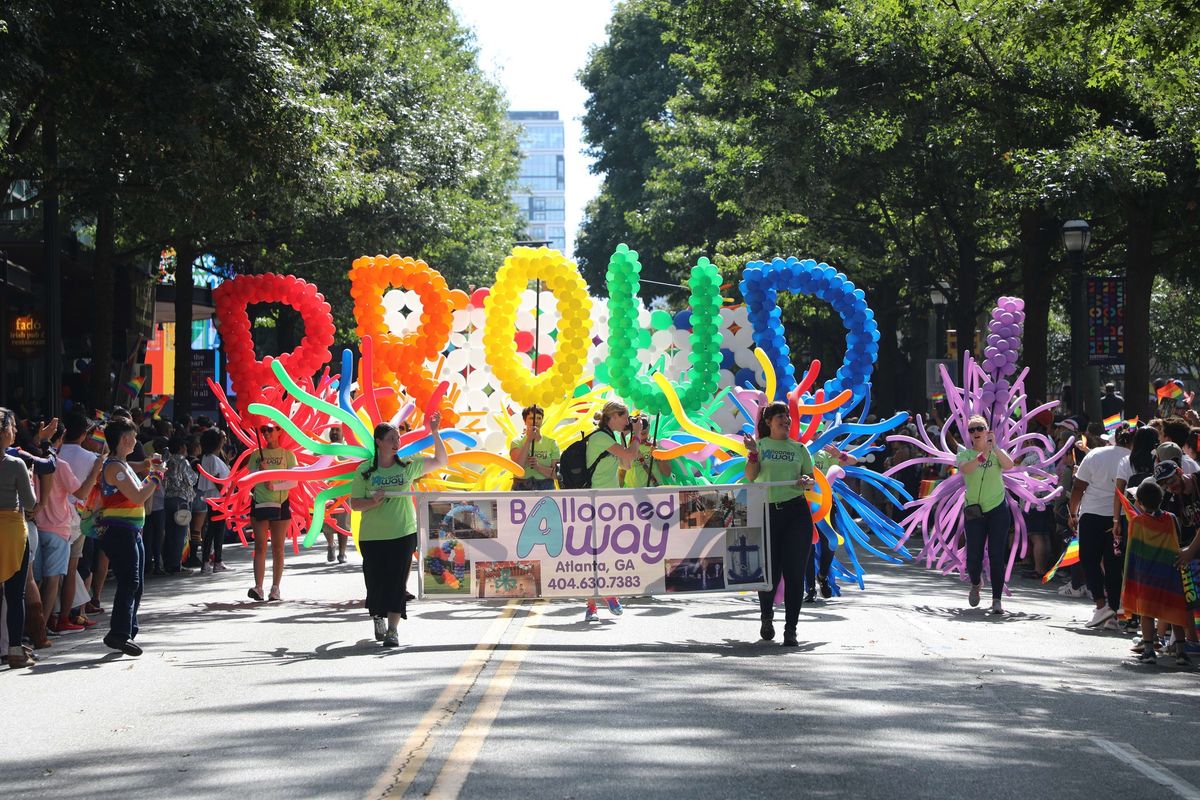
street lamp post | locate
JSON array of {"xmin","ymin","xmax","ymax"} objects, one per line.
[{"xmin": 1063, "ymin": 219, "xmax": 1100, "ymax": 423}]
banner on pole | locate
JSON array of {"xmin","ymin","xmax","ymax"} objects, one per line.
[
  {"xmin": 1087, "ymin": 276, "xmax": 1124, "ymax": 365},
  {"xmin": 417, "ymin": 483, "xmax": 771, "ymax": 600}
]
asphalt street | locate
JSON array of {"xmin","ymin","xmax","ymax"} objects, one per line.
[{"xmin": 5, "ymin": 541, "xmax": 1199, "ymax": 800}]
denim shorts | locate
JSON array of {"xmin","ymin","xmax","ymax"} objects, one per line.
[{"xmin": 34, "ymin": 529, "xmax": 71, "ymax": 580}]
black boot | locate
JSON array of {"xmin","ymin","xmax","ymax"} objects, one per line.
[
  {"xmin": 759, "ymin": 617, "xmax": 775, "ymax": 641},
  {"xmin": 782, "ymin": 625, "xmax": 799, "ymax": 647}
]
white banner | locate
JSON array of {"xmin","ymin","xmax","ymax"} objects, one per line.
[{"xmin": 417, "ymin": 483, "xmax": 771, "ymax": 599}]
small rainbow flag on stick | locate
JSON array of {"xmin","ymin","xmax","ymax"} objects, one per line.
[
  {"xmin": 1042, "ymin": 536, "xmax": 1080, "ymax": 583},
  {"xmin": 1103, "ymin": 414, "xmax": 1121, "ymax": 432},
  {"xmin": 144, "ymin": 396, "xmax": 169, "ymax": 419},
  {"xmin": 1157, "ymin": 382, "xmax": 1184, "ymax": 400},
  {"xmin": 124, "ymin": 374, "xmax": 146, "ymax": 398}
]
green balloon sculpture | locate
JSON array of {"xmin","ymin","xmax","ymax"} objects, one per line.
[{"xmin": 604, "ymin": 243, "xmax": 723, "ymax": 415}]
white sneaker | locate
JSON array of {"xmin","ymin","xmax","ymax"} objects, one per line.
[
  {"xmin": 200, "ymin": 563, "xmax": 212, "ymax": 575},
  {"xmin": 372, "ymin": 616, "xmax": 387, "ymax": 642},
  {"xmin": 1102, "ymin": 619, "xmax": 1120, "ymax": 631},
  {"xmin": 1058, "ymin": 583, "xmax": 1089, "ymax": 598},
  {"xmin": 1085, "ymin": 606, "xmax": 1116, "ymax": 628}
]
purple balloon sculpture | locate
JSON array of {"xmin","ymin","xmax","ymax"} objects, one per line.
[{"xmin": 884, "ymin": 297, "xmax": 1071, "ymax": 591}]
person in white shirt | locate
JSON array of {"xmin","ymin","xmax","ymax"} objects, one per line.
[{"xmin": 1067, "ymin": 436, "xmax": 1131, "ymax": 628}]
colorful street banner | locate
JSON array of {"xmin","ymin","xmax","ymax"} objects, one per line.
[
  {"xmin": 1087, "ymin": 276, "xmax": 1124, "ymax": 365},
  {"xmin": 417, "ymin": 483, "xmax": 771, "ymax": 600}
]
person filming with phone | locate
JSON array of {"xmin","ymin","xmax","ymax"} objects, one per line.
[{"xmin": 956, "ymin": 415, "xmax": 1016, "ymax": 614}]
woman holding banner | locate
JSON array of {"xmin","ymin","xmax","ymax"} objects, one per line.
[
  {"xmin": 582, "ymin": 401, "xmax": 645, "ymax": 621},
  {"xmin": 744, "ymin": 401, "xmax": 815, "ymax": 647},
  {"xmin": 349, "ymin": 415, "xmax": 447, "ymax": 648}
]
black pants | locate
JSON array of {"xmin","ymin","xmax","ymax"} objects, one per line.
[
  {"xmin": 361, "ymin": 534, "xmax": 417, "ymax": 619},
  {"xmin": 759, "ymin": 497, "xmax": 814, "ymax": 629},
  {"xmin": 144, "ymin": 509, "xmax": 165, "ymax": 569},
  {"xmin": 4, "ymin": 542, "xmax": 30, "ymax": 647},
  {"xmin": 805, "ymin": 535, "xmax": 834, "ymax": 592},
  {"xmin": 100, "ymin": 526, "xmax": 144, "ymax": 641},
  {"xmin": 1079, "ymin": 512, "xmax": 1123, "ymax": 612},
  {"xmin": 201, "ymin": 515, "xmax": 226, "ymax": 565},
  {"xmin": 162, "ymin": 497, "xmax": 189, "ymax": 572},
  {"xmin": 965, "ymin": 502, "xmax": 1011, "ymax": 601}
]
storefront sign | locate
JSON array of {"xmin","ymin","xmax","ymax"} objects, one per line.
[{"xmin": 9, "ymin": 313, "xmax": 46, "ymax": 355}]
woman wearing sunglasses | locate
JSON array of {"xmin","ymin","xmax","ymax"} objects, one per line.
[
  {"xmin": 956, "ymin": 415, "xmax": 1016, "ymax": 614},
  {"xmin": 247, "ymin": 424, "xmax": 297, "ymax": 602}
]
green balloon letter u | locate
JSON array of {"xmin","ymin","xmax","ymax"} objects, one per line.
[{"xmin": 604, "ymin": 244, "xmax": 723, "ymax": 416}]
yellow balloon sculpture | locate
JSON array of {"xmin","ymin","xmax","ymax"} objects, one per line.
[{"xmin": 483, "ymin": 247, "xmax": 592, "ymax": 407}]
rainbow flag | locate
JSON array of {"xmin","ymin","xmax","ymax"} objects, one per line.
[
  {"xmin": 1042, "ymin": 536, "xmax": 1080, "ymax": 583},
  {"xmin": 1157, "ymin": 382, "xmax": 1184, "ymax": 400},
  {"xmin": 124, "ymin": 374, "xmax": 146, "ymax": 398},
  {"xmin": 931, "ymin": 392, "xmax": 945, "ymax": 402},
  {"xmin": 88, "ymin": 428, "xmax": 106, "ymax": 448},
  {"xmin": 1103, "ymin": 414, "xmax": 1121, "ymax": 432},
  {"xmin": 144, "ymin": 396, "xmax": 169, "ymax": 419},
  {"xmin": 1121, "ymin": 509, "xmax": 1192, "ymax": 627}
]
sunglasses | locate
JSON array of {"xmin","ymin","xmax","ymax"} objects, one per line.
[
  {"xmin": 260, "ymin": 426, "xmax": 278, "ymax": 434},
  {"xmin": 968, "ymin": 426, "xmax": 987, "ymax": 434}
]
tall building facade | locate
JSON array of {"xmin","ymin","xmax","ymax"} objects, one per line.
[{"xmin": 508, "ymin": 111, "xmax": 566, "ymax": 253}]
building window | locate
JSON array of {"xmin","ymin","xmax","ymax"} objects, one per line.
[{"xmin": 2, "ymin": 180, "xmax": 37, "ymax": 223}]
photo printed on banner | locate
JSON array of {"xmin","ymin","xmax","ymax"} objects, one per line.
[
  {"xmin": 429, "ymin": 500, "xmax": 499, "ymax": 540},
  {"xmin": 725, "ymin": 527, "xmax": 766, "ymax": 585},
  {"xmin": 474, "ymin": 560, "xmax": 542, "ymax": 598},
  {"xmin": 664, "ymin": 558, "xmax": 726, "ymax": 593},
  {"xmin": 424, "ymin": 538, "xmax": 471, "ymax": 595},
  {"xmin": 679, "ymin": 487, "xmax": 749, "ymax": 530}
]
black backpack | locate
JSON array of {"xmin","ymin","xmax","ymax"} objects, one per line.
[{"xmin": 558, "ymin": 430, "xmax": 613, "ymax": 489}]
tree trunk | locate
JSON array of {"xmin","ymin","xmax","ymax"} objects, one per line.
[
  {"xmin": 91, "ymin": 202, "xmax": 116, "ymax": 408},
  {"xmin": 1124, "ymin": 199, "xmax": 1156, "ymax": 421},
  {"xmin": 953, "ymin": 238, "xmax": 980, "ymax": 361},
  {"xmin": 173, "ymin": 243, "xmax": 197, "ymax": 423},
  {"xmin": 871, "ymin": 279, "xmax": 901, "ymax": 415},
  {"xmin": 1018, "ymin": 208, "xmax": 1055, "ymax": 405}
]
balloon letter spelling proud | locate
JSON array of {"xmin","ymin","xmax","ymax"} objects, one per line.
[
  {"xmin": 483, "ymin": 247, "xmax": 592, "ymax": 408},
  {"xmin": 212, "ymin": 273, "xmax": 335, "ymax": 415},
  {"xmin": 605, "ymin": 244, "xmax": 722, "ymax": 415},
  {"xmin": 740, "ymin": 258, "xmax": 879, "ymax": 409},
  {"xmin": 349, "ymin": 254, "xmax": 457, "ymax": 424}
]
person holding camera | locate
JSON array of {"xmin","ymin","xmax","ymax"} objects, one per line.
[
  {"xmin": 622, "ymin": 414, "xmax": 667, "ymax": 488},
  {"xmin": 581, "ymin": 401, "xmax": 644, "ymax": 621},
  {"xmin": 956, "ymin": 415, "xmax": 1016, "ymax": 614},
  {"xmin": 744, "ymin": 401, "xmax": 815, "ymax": 647},
  {"xmin": 509, "ymin": 405, "xmax": 559, "ymax": 491}
]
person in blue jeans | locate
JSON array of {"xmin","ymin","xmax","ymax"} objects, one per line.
[
  {"xmin": 97, "ymin": 418, "xmax": 162, "ymax": 657},
  {"xmin": 957, "ymin": 415, "xmax": 1016, "ymax": 615}
]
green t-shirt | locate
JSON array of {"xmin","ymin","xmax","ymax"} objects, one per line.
[
  {"xmin": 585, "ymin": 430, "xmax": 621, "ymax": 489},
  {"xmin": 248, "ymin": 447, "xmax": 298, "ymax": 504},
  {"xmin": 623, "ymin": 443, "xmax": 659, "ymax": 488},
  {"xmin": 511, "ymin": 433, "xmax": 561, "ymax": 479},
  {"xmin": 750, "ymin": 437, "xmax": 814, "ymax": 503},
  {"xmin": 957, "ymin": 448, "xmax": 1007, "ymax": 513},
  {"xmin": 349, "ymin": 458, "xmax": 426, "ymax": 541}
]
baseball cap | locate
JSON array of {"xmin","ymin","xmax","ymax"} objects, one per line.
[
  {"xmin": 1055, "ymin": 418, "xmax": 1080, "ymax": 433},
  {"xmin": 1156, "ymin": 442, "xmax": 1183, "ymax": 463},
  {"xmin": 1154, "ymin": 460, "xmax": 1180, "ymax": 483}
]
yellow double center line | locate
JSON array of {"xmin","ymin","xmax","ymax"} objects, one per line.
[{"xmin": 370, "ymin": 600, "xmax": 543, "ymax": 800}]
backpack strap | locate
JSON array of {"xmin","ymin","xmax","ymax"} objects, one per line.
[{"xmin": 584, "ymin": 430, "xmax": 615, "ymax": 472}]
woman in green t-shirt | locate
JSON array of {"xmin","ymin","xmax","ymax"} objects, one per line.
[
  {"xmin": 509, "ymin": 405, "xmax": 559, "ymax": 491},
  {"xmin": 581, "ymin": 401, "xmax": 645, "ymax": 621},
  {"xmin": 957, "ymin": 415, "xmax": 1016, "ymax": 614},
  {"xmin": 744, "ymin": 401, "xmax": 815, "ymax": 647},
  {"xmin": 349, "ymin": 413, "xmax": 448, "ymax": 647},
  {"xmin": 247, "ymin": 424, "xmax": 298, "ymax": 602}
]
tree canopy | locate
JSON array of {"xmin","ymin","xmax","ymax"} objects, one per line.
[{"xmin": 577, "ymin": 0, "xmax": 1200, "ymax": 417}]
